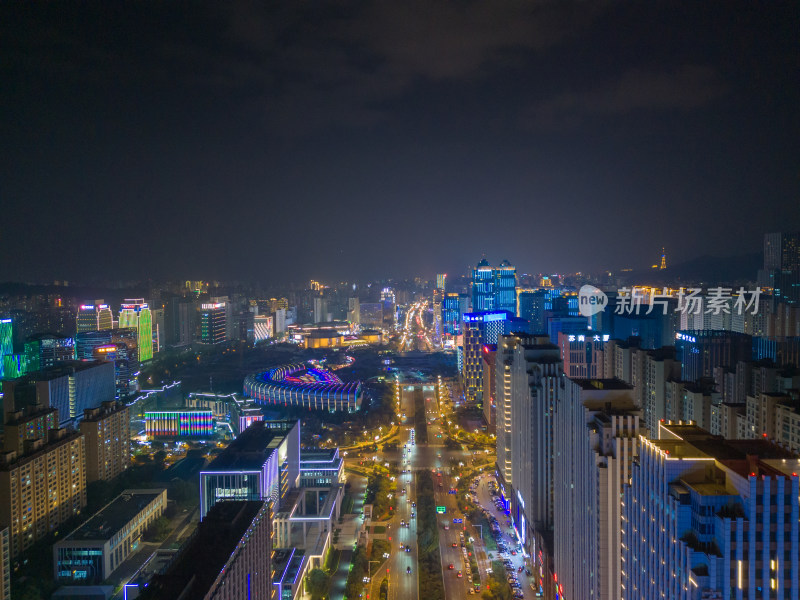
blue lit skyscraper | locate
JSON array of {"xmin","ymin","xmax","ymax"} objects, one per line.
[
  {"xmin": 75, "ymin": 331, "xmax": 113, "ymax": 360},
  {"xmin": 494, "ymin": 259, "xmax": 517, "ymax": 314},
  {"xmin": 442, "ymin": 293, "xmax": 463, "ymax": 335},
  {"xmin": 471, "ymin": 259, "xmax": 517, "ymax": 313},
  {"xmin": 472, "ymin": 259, "xmax": 494, "ymax": 311}
]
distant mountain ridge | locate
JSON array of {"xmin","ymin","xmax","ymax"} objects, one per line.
[{"xmin": 618, "ymin": 252, "xmax": 761, "ymax": 286}]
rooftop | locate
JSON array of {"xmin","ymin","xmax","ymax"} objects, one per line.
[
  {"xmin": 574, "ymin": 378, "xmax": 633, "ymax": 391},
  {"xmin": 301, "ymin": 448, "xmax": 338, "ymax": 463},
  {"xmin": 206, "ymin": 419, "xmax": 297, "ymax": 472},
  {"xmin": 141, "ymin": 501, "xmax": 266, "ymax": 600},
  {"xmin": 273, "ymin": 548, "xmax": 306, "ymax": 587},
  {"xmin": 17, "ymin": 359, "xmax": 108, "ymax": 381},
  {"xmin": 64, "ymin": 490, "xmax": 164, "ymax": 542},
  {"xmin": 652, "ymin": 423, "xmax": 798, "ymax": 477},
  {"xmin": 682, "ymin": 480, "xmax": 732, "ymax": 497}
]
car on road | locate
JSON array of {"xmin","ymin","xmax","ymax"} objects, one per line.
[
  {"xmin": 457, "ymin": 571, "xmax": 463, "ymax": 578},
  {"xmin": 405, "ymin": 545, "xmax": 411, "ymax": 552},
  {"xmin": 448, "ymin": 564, "xmax": 454, "ymax": 569},
  {"xmin": 407, "ymin": 566, "xmax": 411, "ymax": 574},
  {"xmin": 451, "ymin": 542, "xmax": 457, "ymax": 547}
]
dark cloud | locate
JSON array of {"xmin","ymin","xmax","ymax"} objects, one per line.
[
  {"xmin": 529, "ymin": 65, "xmax": 727, "ymax": 128},
  {"xmin": 0, "ymin": 1, "xmax": 798, "ymax": 283}
]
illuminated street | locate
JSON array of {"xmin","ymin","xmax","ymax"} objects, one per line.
[{"xmin": 399, "ymin": 300, "xmax": 434, "ymax": 353}]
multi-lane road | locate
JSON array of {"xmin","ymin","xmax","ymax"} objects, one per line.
[
  {"xmin": 399, "ymin": 300, "xmax": 434, "ymax": 352},
  {"xmin": 345, "ymin": 373, "xmax": 496, "ymax": 600},
  {"xmin": 394, "ymin": 380, "xmax": 478, "ymax": 600}
]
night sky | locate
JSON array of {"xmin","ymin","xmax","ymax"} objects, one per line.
[{"xmin": 2, "ymin": 1, "xmax": 799, "ymax": 283}]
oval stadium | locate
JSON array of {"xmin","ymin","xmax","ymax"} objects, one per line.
[{"xmin": 243, "ymin": 362, "xmax": 362, "ymax": 412}]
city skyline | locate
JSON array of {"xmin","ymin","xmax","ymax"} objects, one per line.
[
  {"xmin": 4, "ymin": 3, "xmax": 800, "ymax": 599},
  {"xmin": 2, "ymin": 2, "xmax": 799, "ymax": 283}
]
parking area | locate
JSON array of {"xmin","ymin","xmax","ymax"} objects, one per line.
[{"xmin": 469, "ymin": 474, "xmax": 540, "ymax": 599}]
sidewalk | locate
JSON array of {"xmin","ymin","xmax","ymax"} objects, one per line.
[{"xmin": 328, "ymin": 548, "xmax": 353, "ymax": 600}]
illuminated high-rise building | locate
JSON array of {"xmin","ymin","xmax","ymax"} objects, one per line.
[
  {"xmin": 517, "ymin": 288, "xmax": 546, "ymax": 331},
  {"xmin": 347, "ymin": 297, "xmax": 360, "ymax": 325},
  {"xmin": 23, "ymin": 333, "xmax": 74, "ymax": 372},
  {"xmin": 381, "ymin": 288, "xmax": 396, "ymax": 327},
  {"xmin": 0, "ymin": 527, "xmax": 8, "ymax": 600},
  {"xmin": 92, "ymin": 343, "xmax": 134, "ymax": 399},
  {"xmin": 2, "ymin": 354, "xmax": 25, "ymax": 379},
  {"xmin": 312, "ymin": 296, "xmax": 327, "ymax": 323},
  {"xmin": 432, "ymin": 288, "xmax": 444, "ymax": 342},
  {"xmin": 472, "ymin": 259, "xmax": 494, "ymax": 311},
  {"xmin": 436, "ymin": 273, "xmax": 447, "ymax": 290},
  {"xmin": 762, "ymin": 231, "xmax": 800, "ymax": 304},
  {"xmin": 119, "ymin": 299, "xmax": 153, "ymax": 361},
  {"xmin": 199, "ymin": 302, "xmax": 227, "ymax": 344},
  {"xmin": 0, "ymin": 415, "xmax": 86, "ymax": 559},
  {"xmin": 0, "ymin": 319, "xmax": 11, "ymax": 379},
  {"xmin": 76, "ymin": 304, "xmax": 96, "ymax": 332},
  {"xmin": 76, "ymin": 301, "xmax": 113, "ymax": 333},
  {"xmin": 79, "ymin": 401, "xmax": 130, "ymax": 482},
  {"xmin": 141, "ymin": 500, "xmax": 271, "ymax": 600},
  {"xmin": 554, "ymin": 378, "xmax": 641, "ymax": 600},
  {"xmin": 442, "ymin": 293, "xmax": 469, "ymax": 336},
  {"xmin": 199, "ymin": 419, "xmax": 300, "ymax": 518},
  {"xmin": 111, "ymin": 327, "xmax": 139, "ymax": 388},
  {"xmin": 254, "ymin": 315, "xmax": 273, "ymax": 342},
  {"xmin": 151, "ymin": 306, "xmax": 164, "ymax": 353},
  {"xmin": 75, "ymin": 330, "xmax": 112, "ymax": 359},
  {"xmin": 502, "ymin": 335, "xmax": 561, "ymax": 598},
  {"xmin": 471, "ymin": 259, "xmax": 517, "ymax": 313},
  {"xmin": 494, "ymin": 259, "xmax": 517, "ymax": 314},
  {"xmin": 624, "ymin": 423, "xmax": 800, "ymax": 600},
  {"xmin": 462, "ymin": 311, "xmax": 530, "ymax": 404}
]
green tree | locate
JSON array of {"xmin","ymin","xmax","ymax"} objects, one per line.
[
  {"xmin": 144, "ymin": 515, "xmax": 171, "ymax": 541},
  {"xmin": 168, "ymin": 478, "xmax": 196, "ymax": 507},
  {"xmin": 306, "ymin": 567, "xmax": 330, "ymax": 600}
]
